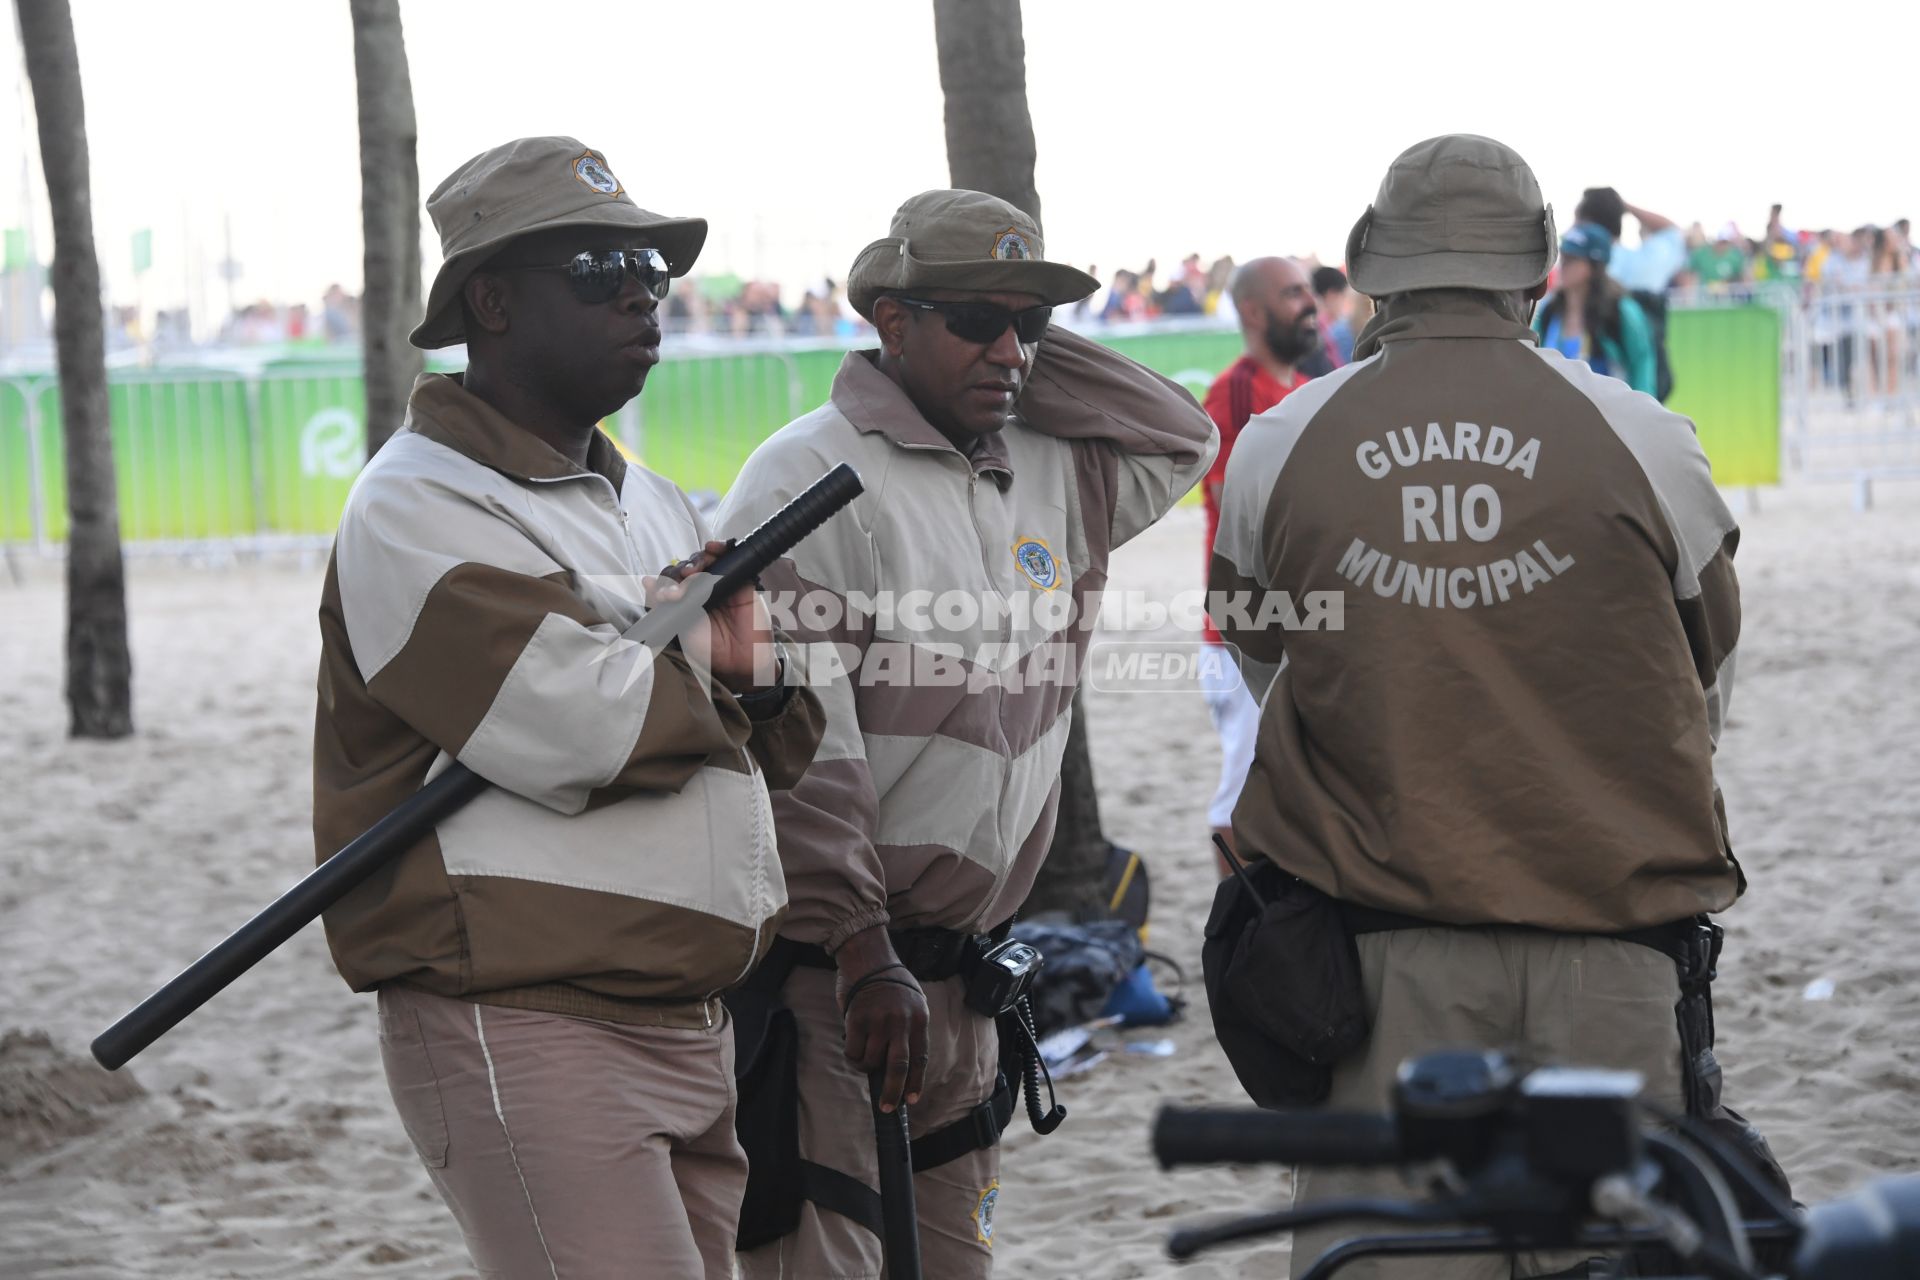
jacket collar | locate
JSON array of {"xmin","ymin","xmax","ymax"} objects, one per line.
[
  {"xmin": 403, "ymin": 372, "xmax": 628, "ymax": 489},
  {"xmin": 1351, "ymin": 289, "xmax": 1539, "ymax": 361},
  {"xmin": 830, "ymin": 350, "xmax": 1015, "ymax": 486}
]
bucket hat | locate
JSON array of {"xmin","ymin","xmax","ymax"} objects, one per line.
[
  {"xmin": 847, "ymin": 189, "xmax": 1098, "ymax": 320},
  {"xmin": 1345, "ymin": 135, "xmax": 1556, "ymax": 297},
  {"xmin": 410, "ymin": 136, "xmax": 707, "ymax": 349}
]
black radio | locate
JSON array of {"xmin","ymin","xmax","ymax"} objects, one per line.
[{"xmin": 965, "ymin": 938, "xmax": 1042, "ymax": 1018}]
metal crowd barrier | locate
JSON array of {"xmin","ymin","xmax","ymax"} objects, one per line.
[{"xmin": 1784, "ymin": 280, "xmax": 1920, "ymax": 508}]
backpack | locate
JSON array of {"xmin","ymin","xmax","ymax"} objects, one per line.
[{"xmin": 1630, "ymin": 288, "xmax": 1677, "ymax": 403}]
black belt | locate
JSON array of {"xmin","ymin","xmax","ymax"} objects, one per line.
[
  {"xmin": 1340, "ymin": 903, "xmax": 1715, "ymax": 980},
  {"xmin": 776, "ymin": 926, "xmax": 992, "ymax": 983}
]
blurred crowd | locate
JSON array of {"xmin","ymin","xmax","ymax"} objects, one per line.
[{"xmin": 102, "ymin": 197, "xmax": 1920, "ymax": 362}]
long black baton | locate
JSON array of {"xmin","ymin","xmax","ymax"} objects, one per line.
[
  {"xmin": 91, "ymin": 463, "xmax": 864, "ymax": 1072},
  {"xmin": 870, "ymin": 1078, "xmax": 924, "ymax": 1280}
]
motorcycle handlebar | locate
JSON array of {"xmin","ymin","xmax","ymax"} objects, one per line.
[{"xmin": 1153, "ymin": 1107, "xmax": 1403, "ymax": 1170}]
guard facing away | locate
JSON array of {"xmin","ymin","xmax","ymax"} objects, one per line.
[
  {"xmin": 716, "ymin": 189, "xmax": 1217, "ymax": 1278},
  {"xmin": 313, "ymin": 137, "xmax": 823, "ymax": 1278},
  {"xmin": 1208, "ymin": 134, "xmax": 1780, "ymax": 1279}
]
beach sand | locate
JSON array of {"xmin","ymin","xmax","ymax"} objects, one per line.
[{"xmin": 2, "ymin": 483, "xmax": 1916, "ymax": 1278}]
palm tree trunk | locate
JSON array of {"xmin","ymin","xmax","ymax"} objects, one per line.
[
  {"xmin": 930, "ymin": 0, "xmax": 1042, "ymax": 227},
  {"xmin": 18, "ymin": 0, "xmax": 133, "ymax": 739},
  {"xmin": 349, "ymin": 0, "xmax": 423, "ymax": 458},
  {"xmin": 930, "ymin": 0, "xmax": 1108, "ymax": 917}
]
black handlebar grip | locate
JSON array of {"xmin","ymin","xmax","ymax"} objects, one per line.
[
  {"xmin": 703, "ymin": 463, "xmax": 863, "ymax": 600},
  {"xmin": 1153, "ymin": 1106, "xmax": 1403, "ymax": 1169}
]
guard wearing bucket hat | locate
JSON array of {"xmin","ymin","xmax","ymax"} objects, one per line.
[
  {"xmin": 1208, "ymin": 135, "xmax": 1784, "ymax": 1277},
  {"xmin": 715, "ymin": 190, "xmax": 1217, "ymax": 1278},
  {"xmin": 313, "ymin": 136, "xmax": 824, "ymax": 1277}
]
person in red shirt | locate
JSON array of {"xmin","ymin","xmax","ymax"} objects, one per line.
[{"xmin": 1199, "ymin": 257, "xmax": 1320, "ymax": 871}]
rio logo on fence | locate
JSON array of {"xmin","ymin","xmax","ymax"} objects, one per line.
[{"xmin": 300, "ymin": 409, "xmax": 363, "ymax": 480}]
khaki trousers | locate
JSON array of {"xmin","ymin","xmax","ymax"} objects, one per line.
[
  {"xmin": 378, "ymin": 985, "xmax": 746, "ymax": 1279},
  {"xmin": 740, "ymin": 968, "xmax": 1003, "ymax": 1280},
  {"xmin": 1289, "ymin": 929, "xmax": 1686, "ymax": 1280}
]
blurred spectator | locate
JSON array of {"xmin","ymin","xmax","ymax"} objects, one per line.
[
  {"xmin": 1691, "ymin": 224, "xmax": 1748, "ymax": 286},
  {"xmin": 1101, "ymin": 268, "xmax": 1145, "ymax": 322},
  {"xmin": 1202, "ymin": 255, "xmax": 1235, "ymax": 317},
  {"xmin": 321, "ymin": 283, "xmax": 358, "ymax": 341},
  {"xmin": 1534, "ymin": 223, "xmax": 1659, "ymax": 396},
  {"xmin": 1315, "ymin": 264, "xmax": 1354, "ymax": 365},
  {"xmin": 1576, "ymin": 187, "xmax": 1687, "ymax": 293}
]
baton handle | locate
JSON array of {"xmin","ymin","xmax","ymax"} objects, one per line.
[
  {"xmin": 90, "ymin": 464, "xmax": 864, "ymax": 1071},
  {"xmin": 872, "ymin": 1079, "xmax": 924, "ymax": 1280}
]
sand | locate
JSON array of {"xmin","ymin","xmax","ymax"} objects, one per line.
[{"xmin": 2, "ymin": 483, "xmax": 1917, "ymax": 1278}]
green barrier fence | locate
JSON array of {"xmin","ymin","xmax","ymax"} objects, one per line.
[{"xmin": 0, "ymin": 309, "xmax": 1778, "ymax": 548}]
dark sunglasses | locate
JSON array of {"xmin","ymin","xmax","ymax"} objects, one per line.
[
  {"xmin": 892, "ymin": 296, "xmax": 1052, "ymax": 345},
  {"xmin": 501, "ymin": 247, "xmax": 672, "ymax": 305}
]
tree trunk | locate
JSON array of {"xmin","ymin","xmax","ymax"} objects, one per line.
[
  {"xmin": 930, "ymin": 0, "xmax": 1042, "ymax": 226},
  {"xmin": 18, "ymin": 0, "xmax": 133, "ymax": 739},
  {"xmin": 350, "ymin": 0, "xmax": 423, "ymax": 458},
  {"xmin": 929, "ymin": 0, "xmax": 1106, "ymax": 917}
]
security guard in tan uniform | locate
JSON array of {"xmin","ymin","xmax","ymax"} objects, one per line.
[
  {"xmin": 1211, "ymin": 135, "xmax": 1767, "ymax": 1278},
  {"xmin": 718, "ymin": 190, "xmax": 1216, "ymax": 1278}
]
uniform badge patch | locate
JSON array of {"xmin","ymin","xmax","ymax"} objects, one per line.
[
  {"xmin": 1011, "ymin": 536, "xmax": 1059, "ymax": 590},
  {"xmin": 975, "ymin": 1181, "xmax": 999, "ymax": 1246},
  {"xmin": 572, "ymin": 152, "xmax": 623, "ymax": 196},
  {"xmin": 991, "ymin": 227, "xmax": 1033, "ymax": 260}
]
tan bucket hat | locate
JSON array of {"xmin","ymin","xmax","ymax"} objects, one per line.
[
  {"xmin": 1345, "ymin": 134, "xmax": 1556, "ymax": 297},
  {"xmin": 847, "ymin": 189, "xmax": 1098, "ymax": 320},
  {"xmin": 410, "ymin": 136, "xmax": 708, "ymax": 349}
]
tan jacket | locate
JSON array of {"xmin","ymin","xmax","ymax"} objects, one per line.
[
  {"xmin": 715, "ymin": 327, "xmax": 1218, "ymax": 951},
  {"xmin": 314, "ymin": 374, "xmax": 824, "ymax": 1023},
  {"xmin": 1210, "ymin": 292, "xmax": 1742, "ymax": 932}
]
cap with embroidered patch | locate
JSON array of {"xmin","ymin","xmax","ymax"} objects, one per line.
[
  {"xmin": 847, "ymin": 189, "xmax": 1098, "ymax": 320},
  {"xmin": 410, "ymin": 136, "xmax": 707, "ymax": 349}
]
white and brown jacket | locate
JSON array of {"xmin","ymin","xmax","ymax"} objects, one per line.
[
  {"xmin": 714, "ymin": 328, "xmax": 1217, "ymax": 951},
  {"xmin": 1210, "ymin": 291, "xmax": 1742, "ymax": 933},
  {"xmin": 314, "ymin": 374, "xmax": 825, "ymax": 1024}
]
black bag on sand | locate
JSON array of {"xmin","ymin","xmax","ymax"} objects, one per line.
[{"xmin": 1202, "ymin": 856, "xmax": 1371, "ymax": 1109}]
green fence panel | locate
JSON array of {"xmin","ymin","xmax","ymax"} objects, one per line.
[
  {"xmin": 0, "ymin": 379, "xmax": 43, "ymax": 544},
  {"xmin": 254, "ymin": 366, "xmax": 367, "ymax": 535},
  {"xmin": 0, "ymin": 316, "xmax": 1781, "ymax": 547},
  {"xmin": 1666, "ymin": 305, "xmax": 1781, "ymax": 486},
  {"xmin": 629, "ymin": 351, "xmax": 801, "ymax": 499}
]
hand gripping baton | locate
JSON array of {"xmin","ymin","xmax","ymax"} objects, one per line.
[{"xmin": 91, "ymin": 463, "xmax": 865, "ymax": 1071}]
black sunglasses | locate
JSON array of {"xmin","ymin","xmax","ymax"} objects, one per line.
[
  {"xmin": 892, "ymin": 296, "xmax": 1052, "ymax": 345},
  {"xmin": 501, "ymin": 247, "xmax": 672, "ymax": 305}
]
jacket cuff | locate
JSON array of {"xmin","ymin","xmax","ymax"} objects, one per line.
[{"xmin": 823, "ymin": 908, "xmax": 893, "ymax": 957}]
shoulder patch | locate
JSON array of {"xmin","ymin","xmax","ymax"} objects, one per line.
[{"xmin": 975, "ymin": 1180, "xmax": 999, "ymax": 1246}]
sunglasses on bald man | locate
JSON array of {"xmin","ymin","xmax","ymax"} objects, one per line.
[
  {"xmin": 891, "ymin": 296, "xmax": 1053, "ymax": 345},
  {"xmin": 496, "ymin": 247, "xmax": 672, "ymax": 306}
]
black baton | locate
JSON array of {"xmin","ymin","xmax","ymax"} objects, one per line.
[
  {"xmin": 871, "ymin": 1077, "xmax": 924, "ymax": 1280},
  {"xmin": 91, "ymin": 463, "xmax": 864, "ymax": 1071}
]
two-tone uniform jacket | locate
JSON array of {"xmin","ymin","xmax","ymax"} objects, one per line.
[{"xmin": 315, "ymin": 373, "xmax": 826, "ymax": 1023}]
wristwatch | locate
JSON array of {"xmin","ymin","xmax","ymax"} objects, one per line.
[{"xmin": 734, "ymin": 656, "xmax": 791, "ymax": 719}]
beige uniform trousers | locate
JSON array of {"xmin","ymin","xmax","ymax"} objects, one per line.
[
  {"xmin": 378, "ymin": 984, "xmax": 746, "ymax": 1279},
  {"xmin": 1289, "ymin": 928, "xmax": 1686, "ymax": 1280},
  {"xmin": 740, "ymin": 968, "xmax": 1003, "ymax": 1280}
]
